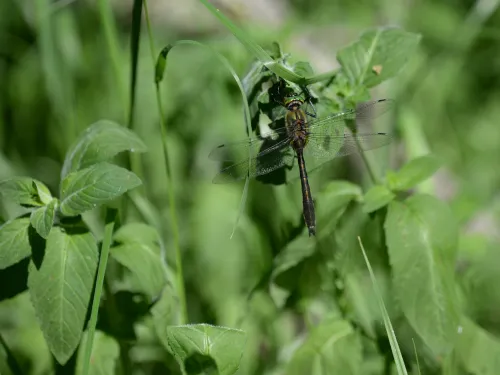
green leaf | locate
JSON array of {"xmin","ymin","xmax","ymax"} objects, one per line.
[
  {"xmin": 269, "ymin": 235, "xmax": 316, "ymax": 307},
  {"xmin": 76, "ymin": 330, "xmax": 120, "ymax": 375},
  {"xmin": 387, "ymin": 155, "xmax": 442, "ymax": 191},
  {"xmin": 60, "ymin": 162, "xmax": 142, "ymax": 217},
  {"xmin": 272, "ymin": 235, "xmax": 316, "ymax": 280},
  {"xmin": 0, "ymin": 217, "xmax": 32, "ymax": 269},
  {"xmin": 111, "ymin": 243, "xmax": 167, "ymax": 300},
  {"xmin": 287, "ymin": 318, "xmax": 362, "ymax": 375},
  {"xmin": 61, "ymin": 120, "xmax": 147, "ymax": 178},
  {"xmin": 34, "ymin": 180, "xmax": 53, "ymax": 205},
  {"xmin": 167, "ymin": 324, "xmax": 246, "ymax": 375},
  {"xmin": 362, "ymin": 185, "xmax": 395, "ymax": 213},
  {"xmin": 457, "ymin": 317, "xmax": 500, "ymax": 375},
  {"xmin": 0, "ymin": 177, "xmax": 51, "ymax": 207},
  {"xmin": 315, "ymin": 180, "xmax": 363, "ymax": 237},
  {"xmin": 337, "ymin": 27, "xmax": 421, "ymax": 89},
  {"xmin": 113, "ymin": 222, "xmax": 160, "ymax": 247},
  {"xmin": 30, "ymin": 199, "xmax": 57, "ymax": 239},
  {"xmin": 28, "ymin": 226, "xmax": 98, "ymax": 364},
  {"xmin": 384, "ymin": 194, "xmax": 460, "ymax": 355}
]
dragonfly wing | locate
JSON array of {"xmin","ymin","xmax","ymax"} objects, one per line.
[
  {"xmin": 301, "ymin": 132, "xmax": 393, "ymax": 176},
  {"xmin": 209, "ymin": 127, "xmax": 289, "ymax": 161},
  {"xmin": 212, "ymin": 145, "xmax": 295, "ymax": 184},
  {"xmin": 306, "ymin": 98, "xmax": 394, "ymax": 133}
]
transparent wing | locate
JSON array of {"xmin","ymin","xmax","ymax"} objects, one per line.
[
  {"xmin": 212, "ymin": 146, "xmax": 295, "ymax": 184},
  {"xmin": 209, "ymin": 127, "xmax": 290, "ymax": 162},
  {"xmin": 306, "ymin": 99, "xmax": 394, "ymax": 133}
]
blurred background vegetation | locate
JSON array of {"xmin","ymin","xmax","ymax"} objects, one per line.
[{"xmin": 1, "ymin": 0, "xmax": 500, "ymax": 374}]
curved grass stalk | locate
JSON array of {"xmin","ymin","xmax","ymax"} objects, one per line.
[{"xmin": 143, "ymin": 0, "xmax": 254, "ymax": 322}]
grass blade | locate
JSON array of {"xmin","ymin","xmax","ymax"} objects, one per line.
[{"xmin": 357, "ymin": 236, "xmax": 408, "ymax": 375}]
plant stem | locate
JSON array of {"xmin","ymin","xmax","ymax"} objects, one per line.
[
  {"xmin": 81, "ymin": 209, "xmax": 117, "ymax": 375},
  {"xmin": 357, "ymin": 140, "xmax": 380, "ymax": 185},
  {"xmin": 143, "ymin": 0, "xmax": 188, "ymax": 324}
]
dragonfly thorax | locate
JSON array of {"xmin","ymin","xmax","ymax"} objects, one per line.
[{"xmin": 285, "ymin": 108, "xmax": 309, "ymax": 151}]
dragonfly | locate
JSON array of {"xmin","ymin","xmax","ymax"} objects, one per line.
[{"xmin": 209, "ymin": 91, "xmax": 393, "ymax": 237}]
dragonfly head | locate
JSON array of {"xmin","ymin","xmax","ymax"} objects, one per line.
[{"xmin": 283, "ymin": 92, "xmax": 305, "ymax": 111}]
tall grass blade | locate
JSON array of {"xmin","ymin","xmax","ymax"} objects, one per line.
[{"xmin": 358, "ymin": 236, "xmax": 408, "ymax": 375}]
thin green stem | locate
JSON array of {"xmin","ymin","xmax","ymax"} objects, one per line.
[
  {"xmin": 81, "ymin": 209, "xmax": 117, "ymax": 375},
  {"xmin": 357, "ymin": 141, "xmax": 380, "ymax": 185},
  {"xmin": 143, "ymin": 0, "xmax": 188, "ymax": 324}
]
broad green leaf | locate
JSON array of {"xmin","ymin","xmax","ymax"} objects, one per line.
[
  {"xmin": 387, "ymin": 155, "xmax": 442, "ymax": 191},
  {"xmin": 76, "ymin": 330, "xmax": 120, "ymax": 375},
  {"xmin": 167, "ymin": 324, "xmax": 246, "ymax": 375},
  {"xmin": 337, "ymin": 27, "xmax": 421, "ymax": 89},
  {"xmin": 111, "ymin": 243, "xmax": 167, "ymax": 300},
  {"xmin": 362, "ymin": 185, "xmax": 395, "ymax": 213},
  {"xmin": 61, "ymin": 120, "xmax": 147, "ymax": 178},
  {"xmin": 287, "ymin": 318, "xmax": 362, "ymax": 375},
  {"xmin": 385, "ymin": 194, "xmax": 460, "ymax": 355},
  {"xmin": 60, "ymin": 162, "xmax": 142, "ymax": 217},
  {"xmin": 457, "ymin": 317, "xmax": 500, "ymax": 375},
  {"xmin": 113, "ymin": 222, "xmax": 160, "ymax": 248},
  {"xmin": 28, "ymin": 226, "xmax": 98, "ymax": 364},
  {"xmin": 315, "ymin": 180, "xmax": 362, "ymax": 237},
  {"xmin": 0, "ymin": 177, "xmax": 50, "ymax": 207},
  {"xmin": 30, "ymin": 199, "xmax": 57, "ymax": 239},
  {"xmin": 0, "ymin": 217, "xmax": 32, "ymax": 269}
]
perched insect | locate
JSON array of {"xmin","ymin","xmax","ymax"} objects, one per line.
[{"xmin": 210, "ymin": 84, "xmax": 393, "ymax": 236}]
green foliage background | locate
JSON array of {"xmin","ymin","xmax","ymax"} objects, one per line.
[{"xmin": 0, "ymin": 0, "xmax": 500, "ymax": 374}]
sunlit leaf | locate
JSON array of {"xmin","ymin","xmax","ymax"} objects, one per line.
[
  {"xmin": 30, "ymin": 199, "xmax": 57, "ymax": 239},
  {"xmin": 0, "ymin": 217, "xmax": 32, "ymax": 269},
  {"xmin": 287, "ymin": 318, "xmax": 362, "ymax": 375},
  {"xmin": 387, "ymin": 154, "xmax": 442, "ymax": 191},
  {"xmin": 385, "ymin": 194, "xmax": 460, "ymax": 355},
  {"xmin": 166, "ymin": 324, "xmax": 246, "ymax": 375},
  {"xmin": 76, "ymin": 330, "xmax": 120, "ymax": 375},
  {"xmin": 0, "ymin": 177, "xmax": 50, "ymax": 207},
  {"xmin": 61, "ymin": 120, "xmax": 147, "ymax": 178},
  {"xmin": 362, "ymin": 185, "xmax": 395, "ymax": 213},
  {"xmin": 60, "ymin": 162, "xmax": 142, "ymax": 216},
  {"xmin": 337, "ymin": 27, "xmax": 421, "ymax": 89},
  {"xmin": 28, "ymin": 226, "xmax": 98, "ymax": 364}
]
